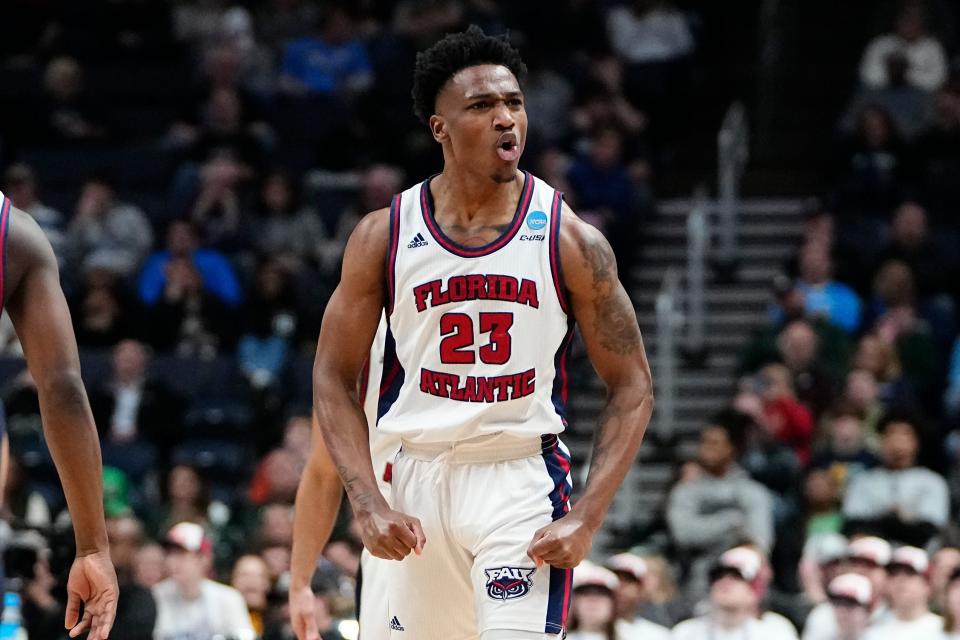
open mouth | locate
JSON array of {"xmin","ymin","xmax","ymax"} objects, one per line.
[{"xmin": 496, "ymin": 132, "xmax": 520, "ymax": 162}]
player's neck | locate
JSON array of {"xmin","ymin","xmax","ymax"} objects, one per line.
[{"xmin": 431, "ymin": 167, "xmax": 524, "ymax": 224}]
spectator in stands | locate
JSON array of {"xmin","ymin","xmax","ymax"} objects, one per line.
[
  {"xmin": 869, "ymin": 261, "xmax": 938, "ymax": 398},
  {"xmin": 843, "ymin": 369, "xmax": 887, "ymax": 439},
  {"xmin": 876, "ymin": 203, "xmax": 950, "ymax": 298},
  {"xmin": 798, "ymin": 533, "xmax": 848, "ymax": 606},
  {"xmin": 732, "ymin": 388, "xmax": 802, "ymax": 525},
  {"xmin": 88, "ymin": 340, "xmax": 184, "ymax": 460},
  {"xmin": 106, "ymin": 515, "xmax": 158, "ymax": 640},
  {"xmin": 2, "ymin": 163, "xmax": 65, "ymax": 257},
  {"xmin": 253, "ymin": 170, "xmax": 328, "ymax": 273},
  {"xmin": 803, "ymin": 469, "xmax": 844, "ymax": 539},
  {"xmin": 186, "ymin": 87, "xmax": 268, "ymax": 177},
  {"xmin": 521, "ymin": 50, "xmax": 575, "ymax": 148},
  {"xmin": 393, "ymin": 0, "xmax": 466, "ymax": 50},
  {"xmin": 567, "ymin": 126, "xmax": 649, "ymax": 278},
  {"xmin": 930, "ymin": 547, "xmax": 960, "ymax": 613},
  {"xmin": 944, "ymin": 568, "xmax": 960, "ymax": 637},
  {"xmin": 280, "ymin": 5, "xmax": 372, "ymax": 96},
  {"xmin": 859, "ymin": 3, "xmax": 946, "ymax": 92},
  {"xmin": 146, "ymin": 255, "xmax": 236, "ymax": 355},
  {"xmin": 673, "ymin": 547, "xmax": 798, "ymax": 640},
  {"xmin": 667, "ymin": 409, "xmax": 773, "ymax": 601},
  {"xmin": 753, "ymin": 364, "xmax": 815, "ymax": 465},
  {"xmin": 239, "ymin": 259, "xmax": 306, "ymax": 389},
  {"xmin": 231, "ymin": 554, "xmax": 272, "ymax": 637},
  {"xmin": 942, "ymin": 338, "xmax": 960, "ymax": 420},
  {"xmin": 568, "ymin": 561, "xmax": 667, "ymax": 640},
  {"xmin": 604, "ymin": 553, "xmax": 675, "ymax": 636},
  {"xmin": 803, "ymin": 536, "xmax": 892, "ymax": 640},
  {"xmin": 852, "ymin": 334, "xmax": 915, "ymax": 409},
  {"xmin": 835, "ymin": 105, "xmax": 911, "ymax": 217},
  {"xmin": 153, "ymin": 522, "xmax": 255, "ymax": 640},
  {"xmin": 810, "ymin": 401, "xmax": 880, "ymax": 487},
  {"xmin": 35, "ymin": 56, "xmax": 108, "ymax": 145},
  {"xmin": 824, "ymin": 573, "xmax": 874, "ymax": 640},
  {"xmin": 189, "ymin": 155, "xmax": 250, "ymax": 253},
  {"xmin": 605, "ymin": 1, "xmax": 694, "ymax": 68},
  {"xmin": 67, "ymin": 174, "xmax": 154, "ymax": 277},
  {"xmin": 867, "ymin": 546, "xmax": 941, "ymax": 639},
  {"xmin": 139, "ymin": 219, "xmax": 242, "ymax": 307},
  {"xmin": 257, "ymin": 503, "xmax": 294, "ymax": 549},
  {"xmin": 134, "ymin": 542, "xmax": 166, "ymax": 589},
  {"xmin": 843, "ymin": 412, "xmax": 948, "ymax": 546},
  {"xmin": 150, "ymin": 464, "xmax": 211, "ymax": 539},
  {"xmin": 255, "ymin": 0, "xmax": 320, "ymax": 54},
  {"xmin": 777, "ymin": 320, "xmax": 840, "ymax": 418},
  {"xmin": 249, "ymin": 414, "xmax": 310, "ymax": 505},
  {"xmin": 918, "ymin": 76, "xmax": 960, "ymax": 215},
  {"xmin": 796, "ymin": 242, "xmax": 862, "ymax": 334},
  {"xmin": 71, "ymin": 264, "xmax": 139, "ymax": 348},
  {"xmin": 841, "ymin": 52, "xmax": 934, "ymax": 140}
]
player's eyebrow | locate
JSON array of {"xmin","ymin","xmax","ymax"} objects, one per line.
[{"xmin": 464, "ymin": 91, "xmax": 523, "ymax": 101}]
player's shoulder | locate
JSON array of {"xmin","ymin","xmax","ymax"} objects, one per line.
[
  {"xmin": 4, "ymin": 206, "xmax": 56, "ymax": 286},
  {"xmin": 346, "ymin": 206, "xmax": 391, "ymax": 251},
  {"xmin": 555, "ymin": 199, "xmax": 618, "ymax": 289}
]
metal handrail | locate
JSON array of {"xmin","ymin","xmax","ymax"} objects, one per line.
[
  {"xmin": 686, "ymin": 188, "xmax": 709, "ymax": 355},
  {"xmin": 717, "ymin": 102, "xmax": 749, "ymax": 265},
  {"xmin": 655, "ymin": 269, "xmax": 681, "ymax": 437}
]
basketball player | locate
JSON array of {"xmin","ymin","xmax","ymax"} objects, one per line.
[
  {"xmin": 0, "ymin": 193, "xmax": 118, "ymax": 638},
  {"xmin": 306, "ymin": 26, "xmax": 654, "ymax": 639},
  {"xmin": 291, "ymin": 317, "xmax": 399, "ymax": 640}
]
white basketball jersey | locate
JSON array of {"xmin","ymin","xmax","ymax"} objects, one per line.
[{"xmin": 376, "ymin": 171, "xmax": 572, "ymax": 443}]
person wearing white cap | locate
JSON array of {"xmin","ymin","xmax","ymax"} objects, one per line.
[
  {"xmin": 152, "ymin": 522, "xmax": 255, "ymax": 640},
  {"xmin": 864, "ymin": 546, "xmax": 942, "ymax": 640},
  {"xmin": 672, "ymin": 547, "xmax": 797, "ymax": 640},
  {"xmin": 803, "ymin": 536, "xmax": 893, "ymax": 640},
  {"xmin": 799, "ymin": 533, "xmax": 849, "ymax": 605},
  {"xmin": 567, "ymin": 562, "xmax": 669, "ymax": 640},
  {"xmin": 826, "ymin": 573, "xmax": 874, "ymax": 640},
  {"xmin": 602, "ymin": 554, "xmax": 672, "ymax": 639}
]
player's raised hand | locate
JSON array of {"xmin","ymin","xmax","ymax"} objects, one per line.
[
  {"xmin": 289, "ymin": 584, "xmax": 323, "ymax": 640},
  {"xmin": 356, "ymin": 506, "xmax": 426, "ymax": 561},
  {"xmin": 65, "ymin": 551, "xmax": 119, "ymax": 639},
  {"xmin": 526, "ymin": 514, "xmax": 595, "ymax": 569}
]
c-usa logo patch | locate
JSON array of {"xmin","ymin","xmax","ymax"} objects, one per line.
[{"xmin": 484, "ymin": 566, "xmax": 536, "ymax": 601}]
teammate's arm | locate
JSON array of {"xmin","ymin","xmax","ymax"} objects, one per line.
[
  {"xmin": 312, "ymin": 209, "xmax": 425, "ymax": 561},
  {"xmin": 4, "ymin": 209, "xmax": 118, "ymax": 639},
  {"xmin": 289, "ymin": 413, "xmax": 344, "ymax": 640},
  {"xmin": 528, "ymin": 205, "xmax": 653, "ymax": 569}
]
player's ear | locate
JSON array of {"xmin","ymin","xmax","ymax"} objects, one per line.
[{"xmin": 429, "ymin": 115, "xmax": 447, "ymax": 143}]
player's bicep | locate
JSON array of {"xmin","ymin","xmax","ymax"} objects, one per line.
[
  {"xmin": 6, "ymin": 214, "xmax": 83, "ymax": 381},
  {"xmin": 561, "ymin": 217, "xmax": 650, "ymax": 388}
]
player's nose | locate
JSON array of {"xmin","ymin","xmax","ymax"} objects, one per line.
[{"xmin": 492, "ymin": 102, "xmax": 515, "ymax": 129}]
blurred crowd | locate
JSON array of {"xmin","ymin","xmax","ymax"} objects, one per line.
[
  {"xmin": 0, "ymin": 0, "xmax": 692, "ymax": 638},
  {"xmin": 6, "ymin": 0, "xmax": 960, "ymax": 639}
]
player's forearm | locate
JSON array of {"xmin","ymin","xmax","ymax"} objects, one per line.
[
  {"xmin": 314, "ymin": 376, "xmax": 386, "ymax": 516},
  {"xmin": 290, "ymin": 461, "xmax": 343, "ymax": 589},
  {"xmin": 572, "ymin": 382, "xmax": 653, "ymax": 529},
  {"xmin": 36, "ymin": 371, "xmax": 108, "ymax": 554}
]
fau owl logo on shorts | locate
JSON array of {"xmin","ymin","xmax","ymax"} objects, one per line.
[{"xmin": 485, "ymin": 566, "xmax": 536, "ymax": 601}]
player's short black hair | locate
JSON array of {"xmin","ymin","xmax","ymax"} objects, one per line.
[{"xmin": 411, "ymin": 25, "xmax": 527, "ymax": 125}]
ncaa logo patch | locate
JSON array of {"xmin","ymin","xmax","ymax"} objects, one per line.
[
  {"xmin": 526, "ymin": 211, "xmax": 548, "ymax": 231},
  {"xmin": 485, "ymin": 566, "xmax": 536, "ymax": 601}
]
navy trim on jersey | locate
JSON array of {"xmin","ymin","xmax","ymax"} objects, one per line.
[
  {"xmin": 550, "ymin": 319, "xmax": 575, "ymax": 427},
  {"xmin": 548, "ymin": 190, "xmax": 570, "ymax": 314},
  {"xmin": 386, "ymin": 194, "xmax": 402, "ymax": 316},
  {"xmin": 377, "ymin": 325, "xmax": 405, "ymax": 423},
  {"xmin": 541, "ymin": 441, "xmax": 572, "ymax": 634},
  {"xmin": 0, "ymin": 195, "xmax": 10, "ymax": 315},
  {"xmin": 419, "ymin": 171, "xmax": 533, "ymax": 258}
]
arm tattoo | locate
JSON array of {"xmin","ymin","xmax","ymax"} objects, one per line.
[
  {"xmin": 578, "ymin": 234, "xmax": 641, "ymax": 353},
  {"xmin": 337, "ymin": 464, "xmax": 374, "ymax": 511},
  {"xmin": 585, "ymin": 403, "xmax": 620, "ymax": 487}
]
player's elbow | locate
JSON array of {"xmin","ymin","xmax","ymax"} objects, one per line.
[{"xmin": 37, "ymin": 369, "xmax": 89, "ymax": 413}]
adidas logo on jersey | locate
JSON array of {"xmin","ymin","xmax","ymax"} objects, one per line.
[
  {"xmin": 407, "ymin": 233, "xmax": 428, "ymax": 248},
  {"xmin": 389, "ymin": 616, "xmax": 405, "ymax": 631}
]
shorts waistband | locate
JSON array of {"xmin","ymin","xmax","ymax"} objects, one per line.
[{"xmin": 400, "ymin": 433, "xmax": 559, "ymax": 464}]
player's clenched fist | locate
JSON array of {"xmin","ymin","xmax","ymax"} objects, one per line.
[
  {"xmin": 526, "ymin": 514, "xmax": 595, "ymax": 569},
  {"xmin": 357, "ymin": 507, "xmax": 426, "ymax": 560}
]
